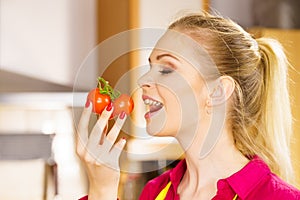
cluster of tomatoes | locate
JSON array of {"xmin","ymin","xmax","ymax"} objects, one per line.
[{"xmin": 87, "ymin": 77, "xmax": 134, "ymax": 119}]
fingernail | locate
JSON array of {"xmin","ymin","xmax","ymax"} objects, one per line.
[
  {"xmin": 119, "ymin": 111, "xmax": 126, "ymax": 119},
  {"xmin": 85, "ymin": 100, "xmax": 90, "ymax": 108},
  {"xmin": 106, "ymin": 102, "xmax": 113, "ymax": 111},
  {"xmin": 121, "ymin": 137, "xmax": 127, "ymax": 144}
]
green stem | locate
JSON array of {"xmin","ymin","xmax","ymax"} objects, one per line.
[{"xmin": 97, "ymin": 77, "xmax": 120, "ymax": 101}]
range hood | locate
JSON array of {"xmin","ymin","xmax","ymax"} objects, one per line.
[{"xmin": 0, "ymin": 70, "xmax": 87, "ymax": 107}]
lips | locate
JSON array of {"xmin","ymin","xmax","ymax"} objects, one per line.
[{"xmin": 142, "ymin": 95, "xmax": 163, "ymax": 119}]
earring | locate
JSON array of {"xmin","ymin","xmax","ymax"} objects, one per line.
[
  {"xmin": 205, "ymin": 100, "xmax": 212, "ymax": 115},
  {"xmin": 205, "ymin": 106, "xmax": 212, "ymax": 115}
]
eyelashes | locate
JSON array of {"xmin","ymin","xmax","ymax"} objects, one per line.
[
  {"xmin": 159, "ymin": 67, "xmax": 174, "ymax": 75},
  {"xmin": 149, "ymin": 62, "xmax": 176, "ymax": 75}
]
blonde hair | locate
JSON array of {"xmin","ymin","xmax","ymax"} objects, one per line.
[{"xmin": 169, "ymin": 12, "xmax": 293, "ymax": 182}]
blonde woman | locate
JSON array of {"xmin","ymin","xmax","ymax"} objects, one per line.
[{"xmin": 77, "ymin": 12, "xmax": 300, "ymax": 200}]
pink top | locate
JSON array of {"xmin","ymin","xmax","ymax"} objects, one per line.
[{"xmin": 139, "ymin": 156, "xmax": 300, "ymax": 200}]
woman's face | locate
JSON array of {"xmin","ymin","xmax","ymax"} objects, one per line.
[
  {"xmin": 138, "ymin": 29, "xmax": 227, "ymax": 154},
  {"xmin": 138, "ymin": 47, "xmax": 209, "ymax": 139}
]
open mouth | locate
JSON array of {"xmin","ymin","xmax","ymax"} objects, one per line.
[{"xmin": 142, "ymin": 95, "xmax": 163, "ymax": 119}]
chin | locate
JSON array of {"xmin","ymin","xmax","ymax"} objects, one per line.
[
  {"xmin": 146, "ymin": 124, "xmax": 162, "ymax": 136},
  {"xmin": 144, "ymin": 107, "xmax": 179, "ymax": 137},
  {"xmin": 146, "ymin": 125, "xmax": 176, "ymax": 137}
]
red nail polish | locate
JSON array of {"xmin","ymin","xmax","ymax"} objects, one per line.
[
  {"xmin": 119, "ymin": 111, "xmax": 126, "ymax": 119},
  {"xmin": 106, "ymin": 102, "xmax": 113, "ymax": 111},
  {"xmin": 85, "ymin": 100, "xmax": 90, "ymax": 108}
]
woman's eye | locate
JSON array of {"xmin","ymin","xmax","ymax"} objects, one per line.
[{"xmin": 159, "ymin": 68, "xmax": 173, "ymax": 75}]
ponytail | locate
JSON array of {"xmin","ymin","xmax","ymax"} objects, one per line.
[{"xmin": 256, "ymin": 38, "xmax": 293, "ymax": 182}]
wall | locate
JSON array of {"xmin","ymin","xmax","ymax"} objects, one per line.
[
  {"xmin": 0, "ymin": 1, "xmax": 99, "ymax": 199},
  {"xmin": 0, "ymin": 0, "xmax": 98, "ymax": 89},
  {"xmin": 210, "ymin": 0, "xmax": 253, "ymax": 27}
]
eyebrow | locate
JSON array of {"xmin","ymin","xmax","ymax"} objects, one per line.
[{"xmin": 148, "ymin": 53, "xmax": 180, "ymax": 63}]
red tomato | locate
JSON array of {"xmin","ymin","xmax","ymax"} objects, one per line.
[
  {"xmin": 111, "ymin": 94, "xmax": 134, "ymax": 118},
  {"xmin": 87, "ymin": 88, "xmax": 111, "ymax": 114}
]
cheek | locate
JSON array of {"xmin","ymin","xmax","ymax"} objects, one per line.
[
  {"xmin": 161, "ymin": 89, "xmax": 179, "ymax": 112},
  {"xmin": 154, "ymin": 87, "xmax": 181, "ymax": 136},
  {"xmin": 163, "ymin": 89, "xmax": 182, "ymax": 112},
  {"xmin": 193, "ymin": 83, "xmax": 208, "ymax": 112},
  {"xmin": 187, "ymin": 74, "xmax": 208, "ymax": 114},
  {"xmin": 156, "ymin": 76, "xmax": 207, "ymax": 140},
  {"xmin": 157, "ymin": 83, "xmax": 200, "ymax": 137},
  {"xmin": 149, "ymin": 69, "xmax": 205, "ymax": 137}
]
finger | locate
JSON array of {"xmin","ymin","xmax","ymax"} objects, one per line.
[
  {"xmin": 110, "ymin": 138, "xmax": 127, "ymax": 158},
  {"xmin": 93, "ymin": 113, "xmax": 127, "ymax": 164},
  {"xmin": 76, "ymin": 101, "xmax": 92, "ymax": 155},
  {"xmin": 78, "ymin": 100, "xmax": 93, "ymax": 132},
  {"xmin": 99, "ymin": 123, "xmax": 108, "ymax": 145},
  {"xmin": 106, "ymin": 112, "xmax": 127, "ymax": 149},
  {"xmin": 88, "ymin": 104, "xmax": 113, "ymax": 147},
  {"xmin": 95, "ymin": 138, "xmax": 126, "ymax": 170}
]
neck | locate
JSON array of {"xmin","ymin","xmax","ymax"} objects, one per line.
[{"xmin": 176, "ymin": 125, "xmax": 249, "ymax": 198}]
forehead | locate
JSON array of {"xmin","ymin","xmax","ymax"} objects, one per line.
[
  {"xmin": 152, "ymin": 30, "xmax": 207, "ymax": 61},
  {"xmin": 150, "ymin": 29, "xmax": 219, "ymax": 79}
]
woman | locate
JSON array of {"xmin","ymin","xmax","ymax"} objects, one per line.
[{"xmin": 77, "ymin": 12, "xmax": 300, "ymax": 199}]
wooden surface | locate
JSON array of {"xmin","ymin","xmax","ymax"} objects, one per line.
[{"xmin": 202, "ymin": 0, "xmax": 210, "ymax": 12}]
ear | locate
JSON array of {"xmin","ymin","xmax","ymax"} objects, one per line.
[{"xmin": 207, "ymin": 76, "xmax": 235, "ymax": 106}]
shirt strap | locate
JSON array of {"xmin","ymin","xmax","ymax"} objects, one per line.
[
  {"xmin": 155, "ymin": 181, "xmax": 172, "ymax": 200},
  {"xmin": 233, "ymin": 194, "xmax": 238, "ymax": 200},
  {"xmin": 154, "ymin": 182, "xmax": 238, "ymax": 200}
]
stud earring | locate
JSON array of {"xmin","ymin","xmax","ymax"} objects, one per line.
[
  {"xmin": 205, "ymin": 99, "xmax": 212, "ymax": 115},
  {"xmin": 205, "ymin": 106, "xmax": 212, "ymax": 115}
]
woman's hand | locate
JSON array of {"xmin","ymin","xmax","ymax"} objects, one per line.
[{"xmin": 76, "ymin": 102, "xmax": 127, "ymax": 200}]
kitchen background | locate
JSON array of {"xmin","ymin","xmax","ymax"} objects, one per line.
[{"xmin": 0, "ymin": 0, "xmax": 299, "ymax": 199}]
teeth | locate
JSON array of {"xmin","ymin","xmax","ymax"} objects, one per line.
[
  {"xmin": 155, "ymin": 102, "xmax": 161, "ymax": 106},
  {"xmin": 144, "ymin": 98, "xmax": 162, "ymax": 106},
  {"xmin": 149, "ymin": 100, "xmax": 154, "ymax": 105}
]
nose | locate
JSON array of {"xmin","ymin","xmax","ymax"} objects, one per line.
[{"xmin": 137, "ymin": 71, "xmax": 154, "ymax": 89}]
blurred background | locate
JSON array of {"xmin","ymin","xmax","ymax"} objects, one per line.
[{"xmin": 0, "ymin": 0, "xmax": 299, "ymax": 199}]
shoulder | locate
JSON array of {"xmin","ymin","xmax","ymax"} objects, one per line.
[
  {"xmin": 139, "ymin": 169, "xmax": 171, "ymax": 200},
  {"xmin": 226, "ymin": 156, "xmax": 300, "ymax": 200},
  {"xmin": 268, "ymin": 174, "xmax": 300, "ymax": 199},
  {"xmin": 252, "ymin": 173, "xmax": 300, "ymax": 200}
]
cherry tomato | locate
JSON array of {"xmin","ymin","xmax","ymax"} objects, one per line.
[
  {"xmin": 111, "ymin": 94, "xmax": 134, "ymax": 118},
  {"xmin": 87, "ymin": 88, "xmax": 111, "ymax": 114},
  {"xmin": 86, "ymin": 77, "xmax": 134, "ymax": 118}
]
